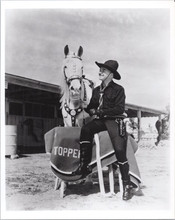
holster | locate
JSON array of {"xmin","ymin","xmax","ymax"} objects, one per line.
[{"xmin": 115, "ymin": 118, "xmax": 126, "ymax": 137}]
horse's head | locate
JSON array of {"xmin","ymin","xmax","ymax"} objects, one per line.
[
  {"xmin": 60, "ymin": 45, "xmax": 94, "ymax": 127},
  {"xmin": 62, "ymin": 45, "xmax": 84, "ymax": 102}
]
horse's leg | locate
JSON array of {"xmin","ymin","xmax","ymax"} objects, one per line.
[
  {"xmin": 108, "ymin": 164, "xmax": 115, "ymax": 195},
  {"xmin": 54, "ymin": 177, "xmax": 67, "ymax": 198},
  {"xmin": 118, "ymin": 169, "xmax": 123, "ymax": 198},
  {"xmin": 54, "ymin": 177, "xmax": 61, "ymax": 190},
  {"xmin": 94, "ymin": 134, "xmax": 105, "ymax": 195},
  {"xmin": 60, "ymin": 181, "xmax": 67, "ymax": 198}
]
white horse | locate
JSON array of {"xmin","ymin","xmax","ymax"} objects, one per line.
[
  {"xmin": 60, "ymin": 45, "xmax": 94, "ymax": 127},
  {"xmin": 55, "ymin": 45, "xmax": 94, "ymax": 195}
]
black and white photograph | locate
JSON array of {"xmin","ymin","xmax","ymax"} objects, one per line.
[{"xmin": 1, "ymin": 1, "xmax": 174, "ymax": 219}]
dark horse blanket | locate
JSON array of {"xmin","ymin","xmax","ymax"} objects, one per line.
[{"xmin": 44, "ymin": 127, "xmax": 141, "ymax": 186}]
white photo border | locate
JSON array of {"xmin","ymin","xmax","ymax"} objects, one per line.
[{"xmin": 1, "ymin": 1, "xmax": 174, "ymax": 219}]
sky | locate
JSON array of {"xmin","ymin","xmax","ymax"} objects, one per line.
[{"xmin": 5, "ymin": 6, "xmax": 171, "ymax": 111}]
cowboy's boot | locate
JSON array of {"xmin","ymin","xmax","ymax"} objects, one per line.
[
  {"xmin": 72, "ymin": 143, "xmax": 92, "ymax": 177},
  {"xmin": 119, "ymin": 161, "xmax": 133, "ymax": 200},
  {"xmin": 122, "ymin": 180, "xmax": 133, "ymax": 201}
]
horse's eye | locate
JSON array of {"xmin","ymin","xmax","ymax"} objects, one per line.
[{"xmin": 70, "ymin": 86, "xmax": 74, "ymax": 90}]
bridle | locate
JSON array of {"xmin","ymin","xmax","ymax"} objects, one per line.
[
  {"xmin": 62, "ymin": 51, "xmax": 94, "ymax": 126},
  {"xmin": 63, "ymin": 56, "xmax": 84, "ymax": 126},
  {"xmin": 64, "ymin": 76, "xmax": 94, "ymax": 126},
  {"xmin": 65, "ymin": 75, "xmax": 83, "ymax": 87},
  {"xmin": 63, "ymin": 55, "xmax": 83, "ymax": 85}
]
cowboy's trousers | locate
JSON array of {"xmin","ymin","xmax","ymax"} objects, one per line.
[{"xmin": 80, "ymin": 119, "xmax": 130, "ymax": 182}]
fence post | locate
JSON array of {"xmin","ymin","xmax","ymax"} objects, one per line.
[{"xmin": 137, "ymin": 110, "xmax": 141, "ymax": 142}]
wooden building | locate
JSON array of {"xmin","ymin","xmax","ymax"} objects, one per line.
[
  {"xmin": 5, "ymin": 73, "xmax": 63, "ymax": 153},
  {"xmin": 5, "ymin": 73, "xmax": 166, "ymax": 153}
]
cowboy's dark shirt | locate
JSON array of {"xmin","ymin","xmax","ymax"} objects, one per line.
[{"xmin": 85, "ymin": 80, "xmax": 125, "ymax": 117}]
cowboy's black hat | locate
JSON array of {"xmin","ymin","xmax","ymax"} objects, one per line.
[{"xmin": 95, "ymin": 60, "xmax": 121, "ymax": 80}]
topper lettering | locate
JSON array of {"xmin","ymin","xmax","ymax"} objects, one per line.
[{"xmin": 53, "ymin": 146, "xmax": 80, "ymax": 158}]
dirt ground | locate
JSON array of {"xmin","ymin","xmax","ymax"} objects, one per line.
[{"xmin": 4, "ymin": 139, "xmax": 173, "ymax": 217}]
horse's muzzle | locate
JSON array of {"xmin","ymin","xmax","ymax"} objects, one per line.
[{"xmin": 70, "ymin": 93, "xmax": 81, "ymax": 100}]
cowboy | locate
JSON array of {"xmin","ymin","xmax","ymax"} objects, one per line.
[
  {"xmin": 73, "ymin": 60, "xmax": 133, "ymax": 200},
  {"xmin": 155, "ymin": 117, "xmax": 162, "ymax": 146}
]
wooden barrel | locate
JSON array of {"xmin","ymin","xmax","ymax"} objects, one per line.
[{"xmin": 5, "ymin": 125, "xmax": 18, "ymax": 159}]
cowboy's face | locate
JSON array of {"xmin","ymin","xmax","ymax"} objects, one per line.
[{"xmin": 99, "ymin": 67, "xmax": 111, "ymax": 81}]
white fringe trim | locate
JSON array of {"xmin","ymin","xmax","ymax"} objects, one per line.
[
  {"xmin": 129, "ymin": 171, "xmax": 142, "ymax": 183},
  {"xmin": 118, "ymin": 160, "xmax": 128, "ymax": 165},
  {"xmin": 50, "ymin": 161, "xmax": 73, "ymax": 175},
  {"xmin": 80, "ymin": 141, "xmax": 91, "ymax": 144}
]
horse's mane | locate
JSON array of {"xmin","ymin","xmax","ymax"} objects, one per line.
[{"xmin": 59, "ymin": 67, "xmax": 69, "ymax": 108}]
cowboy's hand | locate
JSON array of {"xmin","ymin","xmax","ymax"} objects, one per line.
[
  {"xmin": 89, "ymin": 109, "xmax": 104, "ymax": 118},
  {"xmin": 96, "ymin": 109, "xmax": 103, "ymax": 118},
  {"xmin": 89, "ymin": 109, "xmax": 97, "ymax": 116}
]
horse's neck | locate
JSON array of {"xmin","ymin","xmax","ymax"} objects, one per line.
[{"xmin": 66, "ymin": 99, "xmax": 81, "ymax": 109}]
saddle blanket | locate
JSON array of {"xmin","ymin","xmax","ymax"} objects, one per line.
[{"xmin": 44, "ymin": 127, "xmax": 141, "ymax": 186}]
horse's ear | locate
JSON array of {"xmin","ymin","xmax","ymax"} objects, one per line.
[
  {"xmin": 64, "ymin": 45, "xmax": 69, "ymax": 56},
  {"xmin": 77, "ymin": 46, "xmax": 83, "ymax": 57}
]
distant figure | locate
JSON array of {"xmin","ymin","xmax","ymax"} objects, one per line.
[
  {"xmin": 155, "ymin": 118, "xmax": 162, "ymax": 146},
  {"xmin": 155, "ymin": 114, "xmax": 169, "ymax": 146},
  {"xmin": 161, "ymin": 115, "xmax": 170, "ymax": 140}
]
